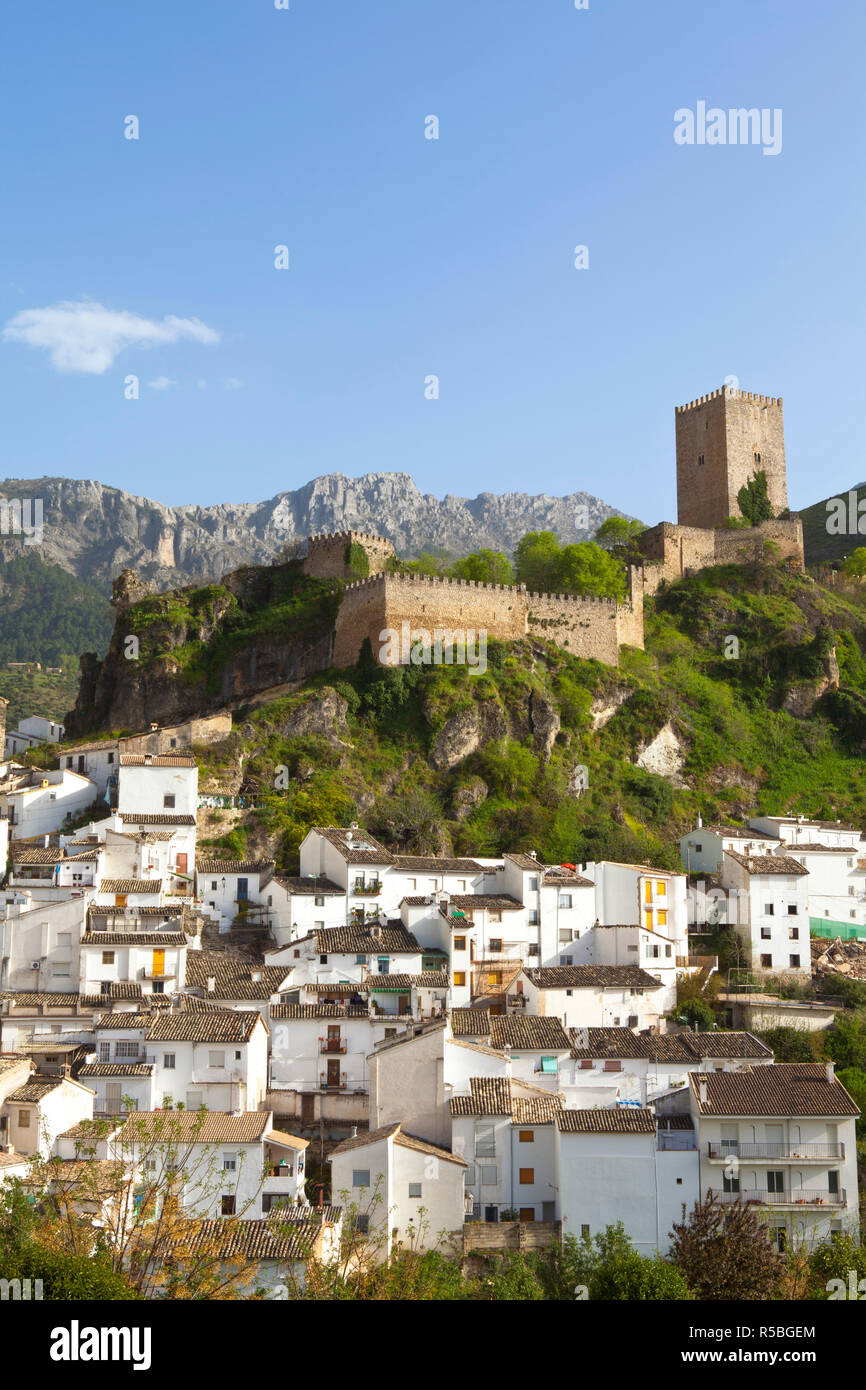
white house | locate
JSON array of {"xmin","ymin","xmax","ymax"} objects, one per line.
[
  {"xmin": 718, "ymin": 851, "xmax": 811, "ymax": 980},
  {"xmin": 4, "ymin": 714, "xmax": 65, "ymax": 758},
  {"xmin": 329, "ymin": 1121, "xmax": 467, "ymax": 1261},
  {"xmin": 2, "ymin": 1073, "xmax": 95, "ymax": 1158},
  {"xmin": 1, "ymin": 768, "xmax": 98, "ymax": 840},
  {"xmin": 195, "ymin": 859, "xmax": 277, "ymax": 934},
  {"xmin": 554, "ymin": 1107, "xmax": 699, "ymax": 1255},
  {"xmin": 506, "ymin": 965, "xmax": 669, "ymax": 1033},
  {"xmin": 561, "ymin": 1026, "xmax": 773, "ymax": 1107},
  {"xmin": 450, "ymin": 1076, "xmax": 563, "ymax": 1223},
  {"xmin": 486, "ymin": 1014, "xmax": 572, "ymax": 1088},
  {"xmin": 679, "ymin": 821, "xmax": 781, "ymax": 876},
  {"xmin": 657, "ymin": 1062, "xmax": 861, "ymax": 1250},
  {"xmin": 93, "ymin": 1002, "xmax": 269, "ymax": 1113},
  {"xmin": 0, "ymin": 895, "xmax": 87, "ymax": 994},
  {"xmin": 116, "ymin": 754, "xmax": 199, "ymax": 819},
  {"xmin": 78, "ymin": 908, "xmax": 188, "ymax": 998}
]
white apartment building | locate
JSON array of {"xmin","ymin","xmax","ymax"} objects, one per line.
[
  {"xmin": 4, "ymin": 714, "xmax": 65, "ymax": 758},
  {"xmin": 0, "ymin": 894, "xmax": 87, "ymax": 993},
  {"xmin": 718, "ymin": 851, "xmax": 811, "ymax": 979},
  {"xmin": 561, "ymin": 1027, "xmax": 774, "ymax": 1107},
  {"xmin": 1, "ymin": 768, "xmax": 98, "ymax": 840},
  {"xmin": 2, "ymin": 1073, "xmax": 95, "ymax": 1158},
  {"xmin": 450, "ymin": 1076, "xmax": 563, "ymax": 1223},
  {"xmin": 506, "ymin": 964, "xmax": 669, "ymax": 1032},
  {"xmin": 657, "ymin": 1063, "xmax": 861, "ymax": 1249}
]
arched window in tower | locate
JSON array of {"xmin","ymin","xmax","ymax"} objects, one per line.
[{"xmin": 754, "ymin": 451, "xmax": 762, "ymax": 465}]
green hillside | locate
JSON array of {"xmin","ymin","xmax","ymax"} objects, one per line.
[
  {"xmin": 188, "ymin": 560, "xmax": 866, "ymax": 874},
  {"xmin": 800, "ymin": 481, "xmax": 866, "ymax": 566}
]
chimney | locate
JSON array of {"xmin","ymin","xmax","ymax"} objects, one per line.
[
  {"xmin": 698, "ymin": 1079, "xmax": 708, "ymax": 1105},
  {"xmin": 144, "ymin": 754, "xmax": 153, "ymax": 766},
  {"xmin": 206, "ymin": 976, "xmax": 215, "ymax": 993},
  {"xmin": 696, "ymin": 813, "xmax": 703, "ymax": 829},
  {"xmin": 251, "ymin": 970, "xmax": 262, "ymax": 984},
  {"xmin": 150, "ymin": 722, "xmax": 158, "ymax": 732},
  {"xmin": 351, "ymin": 1125, "xmax": 358, "ymax": 1138},
  {"xmin": 529, "ymin": 850, "xmax": 537, "ymax": 860},
  {"xmin": 825, "ymin": 1060, "xmax": 835, "ymax": 1083}
]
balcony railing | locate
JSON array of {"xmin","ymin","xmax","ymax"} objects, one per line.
[
  {"xmin": 320, "ymin": 1071, "xmax": 347, "ymax": 1090},
  {"xmin": 319, "ymin": 1038, "xmax": 347, "ymax": 1054},
  {"xmin": 707, "ymin": 1143, "xmax": 845, "ymax": 1161},
  {"xmin": 717, "ymin": 1188, "xmax": 846, "ymax": 1207},
  {"xmin": 352, "ymin": 881, "xmax": 381, "ymax": 896}
]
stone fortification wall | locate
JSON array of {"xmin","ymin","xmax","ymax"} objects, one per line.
[
  {"xmin": 304, "ymin": 531, "xmax": 396, "ymax": 580},
  {"xmin": 639, "ymin": 518, "xmax": 804, "ymax": 594}
]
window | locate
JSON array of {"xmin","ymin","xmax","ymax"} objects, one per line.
[
  {"xmin": 528, "ymin": 910, "xmax": 539, "ymax": 926},
  {"xmin": 480, "ymin": 1166, "xmax": 497, "ymax": 1188},
  {"xmin": 722, "ymin": 1171, "xmax": 740, "ymax": 1194},
  {"xmin": 408, "ymin": 1183, "xmax": 422, "ymax": 1199},
  {"xmin": 353, "ymin": 1170, "xmax": 371, "ymax": 1189},
  {"xmin": 697, "ymin": 453, "xmax": 704, "ymax": 466},
  {"xmin": 489, "ymin": 938, "xmax": 503, "ymax": 953},
  {"xmin": 209, "ymin": 1051, "xmax": 225, "ymax": 1068},
  {"xmin": 221, "ymin": 1195, "xmax": 236, "ymax": 1216},
  {"xmin": 787, "ymin": 904, "xmax": 798, "ymax": 916},
  {"xmin": 581, "ymin": 1224, "xmax": 590, "ymax": 1240},
  {"xmin": 761, "ymin": 954, "xmax": 772, "ymax": 968},
  {"xmin": 754, "ymin": 451, "xmax": 761, "ymax": 464},
  {"xmin": 115, "ymin": 1040, "xmax": 139, "ymax": 1058},
  {"xmin": 579, "ymin": 1059, "xmax": 593, "ymax": 1070},
  {"xmin": 789, "ymin": 955, "xmax": 801, "ymax": 969},
  {"xmin": 211, "ymin": 881, "xmax": 217, "ymax": 890},
  {"xmin": 223, "ymin": 1153, "xmax": 237, "ymax": 1172},
  {"xmin": 789, "ymin": 927, "xmax": 799, "ymax": 940},
  {"xmin": 453, "ymin": 972, "xmax": 466, "ymax": 986},
  {"xmin": 315, "ymin": 895, "xmax": 325, "ymax": 906},
  {"xmin": 850, "ymin": 886, "xmax": 857, "ymax": 896},
  {"xmin": 18, "ymin": 1110, "xmax": 30, "ymax": 1128},
  {"xmin": 163, "ymin": 1054, "xmax": 175, "ymax": 1069},
  {"xmin": 163, "ymin": 795, "xmax": 176, "ymax": 809},
  {"xmin": 152, "ymin": 980, "xmax": 165, "ymax": 994},
  {"xmin": 57, "ymin": 932, "xmax": 71, "ymax": 947},
  {"xmin": 99, "ymin": 1042, "xmax": 111, "ymax": 1062},
  {"xmin": 518, "ymin": 1130, "xmax": 534, "ymax": 1143},
  {"xmin": 474, "ymin": 1122, "xmax": 496, "ymax": 1158},
  {"xmin": 603, "ymin": 1059, "xmax": 622, "ymax": 1072},
  {"xmin": 540, "ymin": 1056, "xmax": 557, "ymax": 1074},
  {"xmin": 764, "ymin": 903, "xmax": 775, "ymax": 916},
  {"xmin": 384, "ymin": 1028, "xmax": 397, "ymax": 1039},
  {"xmin": 377, "ymin": 957, "xmax": 390, "ymax": 975},
  {"xmin": 519, "ymin": 1168, "xmax": 535, "ymax": 1184},
  {"xmin": 693, "ymin": 843, "xmax": 703, "ymax": 853},
  {"xmin": 828, "ymin": 1171, "xmax": 840, "ymax": 1195},
  {"xmin": 760, "ymin": 926, "xmax": 771, "ymax": 939},
  {"xmin": 465, "ymin": 1163, "xmax": 477, "ymax": 1185},
  {"xmin": 529, "ymin": 876, "xmax": 538, "ymax": 891},
  {"xmin": 101, "ymin": 950, "xmax": 115, "ymax": 965},
  {"xmin": 489, "ymin": 911, "xmax": 502, "ymax": 924},
  {"xmin": 644, "ymin": 912, "xmax": 653, "ymax": 931},
  {"xmin": 453, "ymin": 936, "xmax": 466, "ymax": 951},
  {"xmin": 319, "ymin": 954, "xmax": 328, "ymax": 965},
  {"xmin": 657, "ymin": 910, "xmax": 667, "ymax": 926},
  {"xmin": 559, "ymin": 894, "xmax": 572, "ymax": 909},
  {"xmin": 355, "ymin": 1214, "xmax": 370, "ymax": 1234}
]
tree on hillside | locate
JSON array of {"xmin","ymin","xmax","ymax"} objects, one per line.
[
  {"xmin": 594, "ymin": 516, "xmax": 647, "ymax": 562},
  {"xmin": 450, "ymin": 549, "xmax": 513, "ymax": 585},
  {"xmin": 842, "ymin": 547, "xmax": 866, "ymax": 580},
  {"xmin": 737, "ymin": 470, "xmax": 774, "ymax": 525},
  {"xmin": 513, "ymin": 531, "xmax": 626, "ymax": 598},
  {"xmin": 668, "ymin": 1193, "xmax": 784, "ymax": 1300},
  {"xmin": 513, "ymin": 531, "xmax": 562, "ymax": 591}
]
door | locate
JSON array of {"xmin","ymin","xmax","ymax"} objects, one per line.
[
  {"xmin": 176, "ymin": 853, "xmax": 188, "ymax": 875},
  {"xmin": 765, "ymin": 1124, "xmax": 783, "ymax": 1157},
  {"xmin": 519, "ymin": 1208, "xmax": 535, "ymax": 1222},
  {"xmin": 301, "ymin": 1093, "xmax": 315, "ymax": 1123},
  {"xmin": 115, "ymin": 895, "xmax": 127, "ymax": 908},
  {"xmin": 153, "ymin": 949, "xmax": 165, "ymax": 978},
  {"xmin": 398, "ymin": 995, "xmax": 409, "ymax": 1014},
  {"xmin": 327, "ymin": 1024, "xmax": 341, "ymax": 1053},
  {"xmin": 105, "ymin": 1082, "xmax": 122, "ymax": 1112},
  {"xmin": 326, "ymin": 1059, "xmax": 341, "ymax": 1088}
]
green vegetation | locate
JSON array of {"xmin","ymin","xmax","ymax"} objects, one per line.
[
  {"xmin": 737, "ymin": 469, "xmax": 774, "ymax": 525},
  {"xmin": 0, "ymin": 553, "xmax": 112, "ymax": 665},
  {"xmin": 0, "ymin": 665, "xmax": 80, "ymax": 728},
  {"xmin": 385, "ymin": 529, "xmax": 629, "ymax": 599}
]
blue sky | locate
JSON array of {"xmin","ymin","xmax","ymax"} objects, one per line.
[{"xmin": 1, "ymin": 0, "xmax": 863, "ymax": 523}]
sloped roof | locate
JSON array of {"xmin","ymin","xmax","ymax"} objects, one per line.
[
  {"xmin": 329, "ymin": 1121, "xmax": 467, "ymax": 1166},
  {"xmin": 557, "ymin": 1108, "xmax": 656, "ymax": 1135},
  {"xmin": 691, "ymin": 1064, "xmax": 860, "ymax": 1117},
  {"xmin": 524, "ymin": 965, "xmax": 664, "ymax": 990},
  {"xmin": 489, "ymin": 1015, "xmax": 571, "ymax": 1051}
]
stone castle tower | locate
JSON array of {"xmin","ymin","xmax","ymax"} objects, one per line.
[{"xmin": 675, "ymin": 386, "xmax": 787, "ymax": 529}]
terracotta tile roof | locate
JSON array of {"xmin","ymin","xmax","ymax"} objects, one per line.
[
  {"xmin": 2, "ymin": 992, "xmax": 82, "ymax": 1008},
  {"xmin": 8, "ymin": 1078, "xmax": 63, "ymax": 1102},
  {"xmin": 270, "ymin": 1004, "xmax": 370, "ymax": 1019},
  {"xmin": 311, "ymin": 827, "xmax": 396, "ymax": 865},
  {"xmin": 97, "ymin": 879, "xmax": 164, "ymax": 895},
  {"xmin": 543, "ymin": 869, "xmax": 595, "ymax": 887},
  {"xmin": 312, "ymin": 926, "xmax": 421, "ymax": 954},
  {"xmin": 196, "ymin": 859, "xmax": 275, "ymax": 874},
  {"xmin": 724, "ymin": 852, "xmax": 809, "ymax": 876},
  {"xmin": 512, "ymin": 1092, "xmax": 565, "ymax": 1124},
  {"xmin": 266, "ymin": 1129, "xmax": 309, "ymax": 1152},
  {"xmin": 0, "ymin": 1152, "xmax": 29, "ymax": 1169},
  {"xmin": 446, "ymin": 1038, "xmax": 505, "ymax": 1060},
  {"xmin": 450, "ymin": 1006, "xmax": 491, "ymax": 1037},
  {"xmin": 95, "ymin": 1014, "xmax": 150, "ymax": 1029},
  {"xmin": 118, "ymin": 812, "xmax": 196, "ymax": 826},
  {"xmin": 184, "ymin": 951, "xmax": 288, "ymax": 1000},
  {"xmin": 489, "ymin": 1015, "xmax": 572, "ymax": 1051},
  {"xmin": 119, "ymin": 754, "xmax": 197, "ymax": 767},
  {"xmin": 691, "ymin": 1064, "xmax": 860, "ymax": 1117},
  {"xmin": 272, "ymin": 875, "xmax": 344, "ymax": 895},
  {"xmin": 394, "ymin": 855, "xmax": 485, "ymax": 873},
  {"xmin": 145, "ymin": 1010, "xmax": 263, "ymax": 1043},
  {"xmin": 567, "ymin": 1027, "xmax": 772, "ymax": 1062},
  {"xmin": 330, "ymin": 1121, "xmax": 467, "ymax": 1165},
  {"xmin": 557, "ymin": 1108, "xmax": 657, "ymax": 1135},
  {"xmin": 78, "ymin": 1063, "xmax": 155, "ymax": 1077},
  {"xmin": 172, "ymin": 1217, "xmax": 316, "ymax": 1263},
  {"xmin": 89, "ymin": 906, "xmax": 183, "ymax": 918},
  {"xmin": 524, "ymin": 965, "xmax": 664, "ymax": 990},
  {"xmin": 504, "ymin": 852, "xmax": 544, "ymax": 870},
  {"xmin": 449, "ymin": 1075, "xmax": 563, "ymax": 1122},
  {"xmin": 657, "ymin": 1114, "xmax": 694, "ymax": 1131},
  {"xmin": 701, "ymin": 825, "xmax": 778, "ymax": 840},
  {"xmin": 80, "ymin": 933, "xmax": 184, "ymax": 946},
  {"xmin": 784, "ymin": 844, "xmax": 858, "ymax": 855},
  {"xmin": 119, "ymin": 1110, "xmax": 272, "ymax": 1144},
  {"xmin": 80, "ymin": 983, "xmax": 145, "ymax": 1005},
  {"xmin": 59, "ymin": 1118, "xmax": 126, "ymax": 1142}
]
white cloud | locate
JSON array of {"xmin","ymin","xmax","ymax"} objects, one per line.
[
  {"xmin": 2, "ymin": 300, "xmax": 220, "ymax": 375},
  {"xmin": 224, "ymin": 377, "xmax": 244, "ymax": 390},
  {"xmin": 148, "ymin": 376, "xmax": 177, "ymax": 391}
]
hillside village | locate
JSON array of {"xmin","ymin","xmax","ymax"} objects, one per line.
[{"xmin": 1, "ymin": 387, "xmax": 865, "ymax": 1298}]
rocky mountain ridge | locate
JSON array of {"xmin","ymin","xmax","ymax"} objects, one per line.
[{"xmin": 0, "ymin": 473, "xmax": 627, "ymax": 592}]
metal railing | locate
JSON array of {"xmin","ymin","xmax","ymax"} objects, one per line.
[
  {"xmin": 319, "ymin": 1038, "xmax": 347, "ymax": 1054},
  {"xmin": 717, "ymin": 1187, "xmax": 846, "ymax": 1207},
  {"xmin": 707, "ymin": 1142, "xmax": 844, "ymax": 1161}
]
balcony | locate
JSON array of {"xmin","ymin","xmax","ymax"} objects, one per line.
[
  {"xmin": 352, "ymin": 881, "xmax": 381, "ymax": 896},
  {"xmin": 320, "ymin": 1071, "xmax": 347, "ymax": 1090},
  {"xmin": 319, "ymin": 1038, "xmax": 347, "ymax": 1054},
  {"xmin": 717, "ymin": 1188, "xmax": 846, "ymax": 1208},
  {"xmin": 707, "ymin": 1143, "xmax": 844, "ymax": 1162}
]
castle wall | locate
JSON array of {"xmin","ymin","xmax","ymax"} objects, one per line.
[
  {"xmin": 675, "ymin": 388, "xmax": 786, "ymax": 529},
  {"xmin": 526, "ymin": 592, "xmax": 620, "ymax": 663},
  {"xmin": 304, "ymin": 530, "xmax": 396, "ymax": 580},
  {"xmin": 381, "ymin": 576, "xmax": 527, "ymax": 648},
  {"xmin": 639, "ymin": 518, "xmax": 804, "ymax": 593},
  {"xmin": 333, "ymin": 575, "xmax": 390, "ymax": 666}
]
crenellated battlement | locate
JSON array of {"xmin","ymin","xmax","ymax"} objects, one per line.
[
  {"xmin": 306, "ymin": 529, "xmax": 394, "ymax": 547},
  {"xmin": 676, "ymin": 387, "xmax": 783, "ymax": 413}
]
